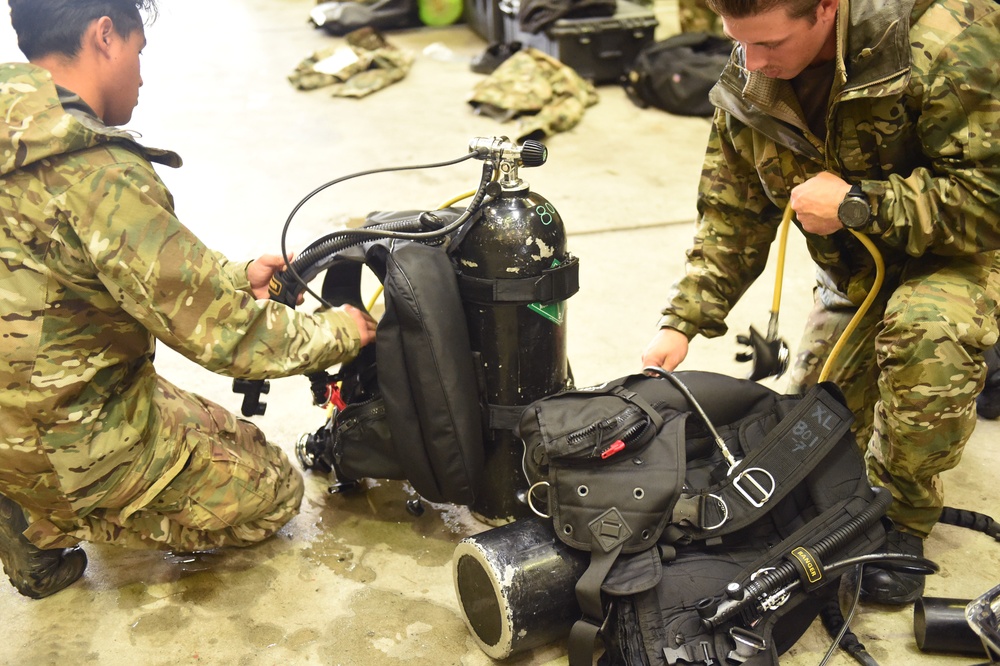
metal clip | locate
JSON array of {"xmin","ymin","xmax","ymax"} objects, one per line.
[
  {"xmin": 751, "ymin": 567, "xmax": 790, "ymax": 612},
  {"xmin": 526, "ymin": 480, "xmax": 551, "ymax": 518},
  {"xmin": 733, "ymin": 467, "xmax": 776, "ymax": 508},
  {"xmin": 727, "ymin": 627, "xmax": 767, "ymax": 663}
]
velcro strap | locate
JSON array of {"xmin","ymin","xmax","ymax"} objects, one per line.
[
  {"xmin": 457, "ymin": 255, "xmax": 579, "ymax": 305},
  {"xmin": 786, "ymin": 545, "xmax": 826, "ymax": 591}
]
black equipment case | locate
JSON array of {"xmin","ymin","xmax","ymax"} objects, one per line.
[{"xmin": 466, "ymin": 0, "xmax": 658, "ymax": 84}]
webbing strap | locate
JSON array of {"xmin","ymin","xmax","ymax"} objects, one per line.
[
  {"xmin": 487, "ymin": 403, "xmax": 526, "ymax": 431},
  {"xmin": 568, "ymin": 543, "xmax": 622, "ymax": 666},
  {"xmin": 610, "ymin": 386, "xmax": 665, "ymax": 432},
  {"xmin": 456, "ymin": 255, "xmax": 579, "ymax": 305},
  {"xmin": 676, "ymin": 385, "xmax": 854, "ymax": 540}
]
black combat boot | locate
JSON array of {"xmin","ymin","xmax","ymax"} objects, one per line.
[
  {"xmin": 859, "ymin": 528, "xmax": 925, "ymax": 605},
  {"xmin": 0, "ymin": 494, "xmax": 87, "ymax": 599}
]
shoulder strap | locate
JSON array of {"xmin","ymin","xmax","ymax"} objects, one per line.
[{"xmin": 670, "ymin": 384, "xmax": 855, "ymax": 541}]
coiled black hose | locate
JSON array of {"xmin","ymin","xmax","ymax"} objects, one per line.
[
  {"xmin": 702, "ymin": 486, "xmax": 894, "ymax": 629},
  {"xmin": 940, "ymin": 506, "xmax": 1000, "ymax": 541},
  {"xmin": 269, "ymin": 160, "xmax": 494, "ymax": 307}
]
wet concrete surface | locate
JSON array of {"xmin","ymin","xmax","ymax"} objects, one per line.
[{"xmin": 1, "ymin": 1, "xmax": 998, "ymax": 664}]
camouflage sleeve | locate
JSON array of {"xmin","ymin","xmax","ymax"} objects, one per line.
[
  {"xmin": 71, "ymin": 153, "xmax": 360, "ymax": 379},
  {"xmin": 864, "ymin": 14, "xmax": 1000, "ymax": 256},
  {"xmin": 657, "ymin": 112, "xmax": 784, "ymax": 339}
]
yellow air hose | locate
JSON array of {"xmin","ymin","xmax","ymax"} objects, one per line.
[
  {"xmin": 818, "ymin": 227, "xmax": 885, "ymax": 382},
  {"xmin": 771, "ymin": 203, "xmax": 885, "ymax": 383}
]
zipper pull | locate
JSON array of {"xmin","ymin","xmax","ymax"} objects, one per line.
[{"xmin": 601, "ymin": 440, "xmax": 626, "ymax": 459}]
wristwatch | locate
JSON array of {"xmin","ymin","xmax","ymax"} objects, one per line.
[{"xmin": 838, "ymin": 184, "xmax": 871, "ymax": 230}]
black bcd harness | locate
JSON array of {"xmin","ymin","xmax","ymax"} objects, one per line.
[{"xmin": 516, "ymin": 370, "xmax": 890, "ymax": 665}]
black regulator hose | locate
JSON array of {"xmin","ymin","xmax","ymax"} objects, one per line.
[
  {"xmin": 940, "ymin": 506, "xmax": 1000, "ymax": 541},
  {"xmin": 702, "ymin": 487, "xmax": 898, "ymax": 629},
  {"xmin": 269, "ymin": 153, "xmax": 493, "ymax": 308}
]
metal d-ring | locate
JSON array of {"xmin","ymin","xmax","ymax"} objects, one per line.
[
  {"xmin": 702, "ymin": 493, "xmax": 730, "ymax": 530},
  {"xmin": 527, "ymin": 480, "xmax": 551, "ymax": 519}
]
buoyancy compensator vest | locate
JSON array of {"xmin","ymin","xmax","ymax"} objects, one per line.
[{"xmin": 513, "ymin": 370, "xmax": 890, "ymax": 665}]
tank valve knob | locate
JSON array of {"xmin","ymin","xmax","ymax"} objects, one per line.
[{"xmin": 520, "ymin": 140, "xmax": 548, "ymax": 167}]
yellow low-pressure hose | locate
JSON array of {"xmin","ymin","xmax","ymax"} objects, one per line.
[
  {"xmin": 771, "ymin": 205, "xmax": 793, "ymax": 316},
  {"xmin": 772, "ymin": 203, "xmax": 885, "ymax": 383},
  {"xmin": 818, "ymin": 228, "xmax": 885, "ymax": 382}
]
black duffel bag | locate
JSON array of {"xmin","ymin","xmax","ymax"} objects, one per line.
[{"xmin": 622, "ymin": 32, "xmax": 733, "ymax": 117}]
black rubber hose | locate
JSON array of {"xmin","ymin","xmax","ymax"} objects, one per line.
[
  {"xmin": 819, "ymin": 597, "xmax": 879, "ymax": 666},
  {"xmin": 270, "ymin": 162, "xmax": 494, "ymax": 307},
  {"xmin": 939, "ymin": 506, "xmax": 1000, "ymax": 541}
]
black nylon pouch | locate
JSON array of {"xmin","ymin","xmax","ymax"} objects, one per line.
[
  {"xmin": 332, "ymin": 397, "xmax": 402, "ymax": 481},
  {"xmin": 518, "ymin": 381, "xmax": 688, "ymax": 554}
]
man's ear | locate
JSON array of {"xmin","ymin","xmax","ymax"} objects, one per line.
[
  {"xmin": 91, "ymin": 16, "xmax": 117, "ymax": 56},
  {"xmin": 817, "ymin": 0, "xmax": 838, "ymax": 23}
]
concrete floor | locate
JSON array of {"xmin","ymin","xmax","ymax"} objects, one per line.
[{"xmin": 1, "ymin": 0, "xmax": 998, "ymax": 664}]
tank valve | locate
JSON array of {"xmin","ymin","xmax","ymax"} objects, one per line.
[{"xmin": 468, "ymin": 137, "xmax": 548, "ymax": 191}]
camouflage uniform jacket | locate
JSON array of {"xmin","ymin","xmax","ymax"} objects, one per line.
[
  {"xmin": 658, "ymin": 0, "xmax": 1000, "ymax": 339},
  {"xmin": 0, "ymin": 63, "xmax": 361, "ymax": 519}
]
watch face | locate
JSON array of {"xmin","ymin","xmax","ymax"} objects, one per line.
[{"xmin": 839, "ymin": 197, "xmax": 870, "ymax": 228}]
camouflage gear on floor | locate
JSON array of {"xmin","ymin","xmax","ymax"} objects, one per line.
[
  {"xmin": 678, "ymin": 0, "xmax": 721, "ymax": 35},
  {"xmin": 288, "ymin": 27, "xmax": 413, "ymax": 98},
  {"xmin": 657, "ymin": 0, "xmax": 1000, "ymax": 535},
  {"xmin": 0, "ymin": 63, "xmax": 362, "ymax": 551},
  {"xmin": 469, "ymin": 48, "xmax": 599, "ymax": 141}
]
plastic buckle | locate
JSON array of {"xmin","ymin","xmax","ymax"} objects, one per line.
[{"xmin": 733, "ymin": 467, "xmax": 776, "ymax": 508}]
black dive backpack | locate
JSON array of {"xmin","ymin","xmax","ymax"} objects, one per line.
[
  {"xmin": 622, "ymin": 32, "xmax": 734, "ymax": 117},
  {"xmin": 304, "ymin": 221, "xmax": 485, "ymax": 505},
  {"xmin": 516, "ymin": 370, "xmax": 889, "ymax": 665}
]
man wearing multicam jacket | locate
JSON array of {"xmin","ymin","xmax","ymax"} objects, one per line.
[
  {"xmin": 642, "ymin": 0, "xmax": 1000, "ymax": 604},
  {"xmin": 0, "ymin": 0, "xmax": 376, "ymax": 599}
]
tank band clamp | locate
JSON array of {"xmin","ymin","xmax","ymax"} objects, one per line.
[{"xmin": 456, "ymin": 255, "xmax": 579, "ymax": 305}]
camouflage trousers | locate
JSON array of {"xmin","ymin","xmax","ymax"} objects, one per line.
[
  {"xmin": 24, "ymin": 377, "xmax": 304, "ymax": 552},
  {"xmin": 788, "ymin": 252, "xmax": 1000, "ymax": 537}
]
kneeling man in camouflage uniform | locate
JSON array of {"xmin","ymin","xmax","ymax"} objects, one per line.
[
  {"xmin": 642, "ymin": 0, "xmax": 1000, "ymax": 604},
  {"xmin": 0, "ymin": 0, "xmax": 377, "ymax": 598}
]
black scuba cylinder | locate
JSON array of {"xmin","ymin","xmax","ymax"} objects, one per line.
[{"xmin": 455, "ymin": 183, "xmax": 573, "ymax": 523}]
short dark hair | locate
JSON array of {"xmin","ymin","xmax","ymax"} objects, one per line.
[
  {"xmin": 706, "ymin": 0, "xmax": 822, "ymax": 22},
  {"xmin": 8, "ymin": 0, "xmax": 158, "ymax": 60}
]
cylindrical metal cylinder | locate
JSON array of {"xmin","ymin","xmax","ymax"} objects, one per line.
[
  {"xmin": 453, "ymin": 517, "xmax": 586, "ymax": 659},
  {"xmin": 914, "ymin": 596, "xmax": 987, "ymax": 656},
  {"xmin": 457, "ymin": 189, "xmax": 571, "ymax": 523}
]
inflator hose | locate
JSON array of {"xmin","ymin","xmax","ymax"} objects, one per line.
[
  {"xmin": 702, "ymin": 487, "xmax": 896, "ymax": 629},
  {"xmin": 269, "ymin": 162, "xmax": 494, "ymax": 307}
]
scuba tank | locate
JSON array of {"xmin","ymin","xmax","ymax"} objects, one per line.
[
  {"xmin": 452, "ymin": 138, "xmax": 574, "ymax": 523},
  {"xmin": 241, "ymin": 137, "xmax": 578, "ymax": 523}
]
